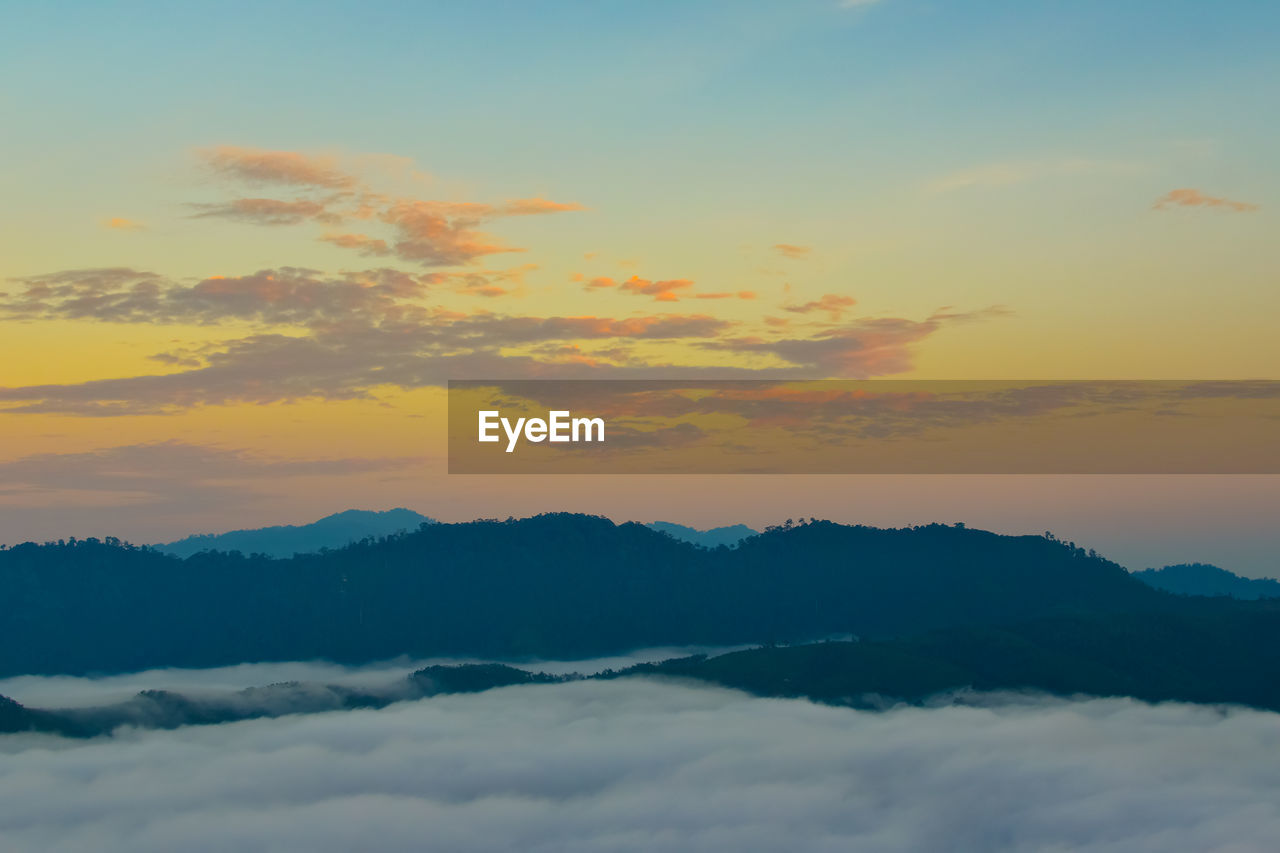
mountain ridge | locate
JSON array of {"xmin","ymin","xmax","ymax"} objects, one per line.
[
  {"xmin": 646, "ymin": 521, "xmax": 759, "ymax": 549},
  {"xmin": 1133, "ymin": 563, "xmax": 1280, "ymax": 600},
  {"xmin": 153, "ymin": 507, "xmax": 435, "ymax": 558},
  {"xmin": 0, "ymin": 513, "xmax": 1175, "ymax": 677}
]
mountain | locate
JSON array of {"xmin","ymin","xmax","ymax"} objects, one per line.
[
  {"xmin": 618, "ymin": 604, "xmax": 1280, "ymax": 710},
  {"xmin": 1132, "ymin": 563, "xmax": 1280, "ymax": 600},
  {"xmin": 153, "ymin": 508, "xmax": 435, "ymax": 558},
  {"xmin": 0, "ymin": 515, "xmax": 1179, "ymax": 677},
  {"xmin": 646, "ymin": 521, "xmax": 758, "ymax": 549},
  {"xmin": 10, "ymin": 602, "xmax": 1280, "ymax": 737}
]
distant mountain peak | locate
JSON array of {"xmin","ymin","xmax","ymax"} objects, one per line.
[
  {"xmin": 1132, "ymin": 563, "xmax": 1280, "ymax": 600},
  {"xmin": 154, "ymin": 508, "xmax": 436, "ymax": 559},
  {"xmin": 646, "ymin": 521, "xmax": 759, "ymax": 549}
]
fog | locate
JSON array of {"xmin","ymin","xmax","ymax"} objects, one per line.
[
  {"xmin": 2, "ymin": 678, "xmax": 1278, "ymax": 852},
  {"xmin": 0, "ymin": 645, "xmax": 751, "ymax": 709}
]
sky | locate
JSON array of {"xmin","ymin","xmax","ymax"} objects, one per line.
[{"xmin": 1, "ymin": 0, "xmax": 1277, "ymax": 571}]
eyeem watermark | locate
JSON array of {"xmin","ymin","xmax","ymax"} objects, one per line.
[
  {"xmin": 449, "ymin": 379, "xmax": 1280, "ymax": 473},
  {"xmin": 478, "ymin": 410, "xmax": 605, "ymax": 453}
]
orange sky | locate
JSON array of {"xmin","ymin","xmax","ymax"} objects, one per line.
[{"xmin": 1, "ymin": 1, "xmax": 1277, "ymax": 573}]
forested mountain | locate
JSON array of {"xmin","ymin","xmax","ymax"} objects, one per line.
[
  {"xmin": 646, "ymin": 521, "xmax": 758, "ymax": 549},
  {"xmin": 1133, "ymin": 563, "xmax": 1280, "ymax": 600},
  {"xmin": 153, "ymin": 508, "xmax": 435, "ymax": 558},
  {"xmin": 7, "ymin": 602, "xmax": 1280, "ymax": 737},
  {"xmin": 620, "ymin": 604, "xmax": 1280, "ymax": 710},
  {"xmin": 0, "ymin": 514, "xmax": 1173, "ymax": 677}
]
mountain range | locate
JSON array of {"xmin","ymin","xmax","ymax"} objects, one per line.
[
  {"xmin": 6, "ymin": 602, "xmax": 1280, "ymax": 737},
  {"xmin": 155, "ymin": 510, "xmax": 1277, "ymax": 601},
  {"xmin": 1132, "ymin": 563, "xmax": 1280, "ymax": 600},
  {"xmin": 5, "ymin": 512, "xmax": 1280, "ymax": 731},
  {"xmin": 646, "ymin": 521, "xmax": 759, "ymax": 549},
  {"xmin": 153, "ymin": 508, "xmax": 435, "ymax": 558},
  {"xmin": 2, "ymin": 514, "xmax": 1172, "ymax": 676}
]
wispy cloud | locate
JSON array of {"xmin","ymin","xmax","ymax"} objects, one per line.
[
  {"xmin": 583, "ymin": 275, "xmax": 754, "ymax": 302},
  {"xmin": 0, "ymin": 267, "xmax": 428, "ymax": 327},
  {"xmin": 192, "ymin": 146, "xmax": 583, "ymax": 267},
  {"xmin": 319, "ymin": 232, "xmax": 392, "ymax": 256},
  {"xmin": 190, "ymin": 198, "xmax": 341, "ymax": 226},
  {"xmin": 200, "ymin": 145, "xmax": 358, "ymax": 190},
  {"xmin": 1153, "ymin": 188, "xmax": 1259, "ymax": 213},
  {"xmin": 929, "ymin": 158, "xmax": 1134, "ymax": 193},
  {"xmin": 0, "ymin": 441, "xmax": 417, "ymax": 511},
  {"xmin": 102, "ymin": 217, "xmax": 145, "ymax": 231},
  {"xmin": 699, "ymin": 307, "xmax": 1009, "ymax": 378},
  {"xmin": 773, "ymin": 244, "xmax": 811, "ymax": 259},
  {"xmin": 618, "ymin": 276, "xmax": 696, "ymax": 302},
  {"xmin": 0, "ymin": 144, "xmax": 1011, "ymax": 415},
  {"xmin": 784, "ymin": 294, "xmax": 857, "ymax": 321},
  {"xmin": 1, "ymin": 257, "xmax": 1005, "ymax": 414}
]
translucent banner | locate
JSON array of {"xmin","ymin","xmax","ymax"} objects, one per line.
[{"xmin": 447, "ymin": 380, "xmax": 1280, "ymax": 474}]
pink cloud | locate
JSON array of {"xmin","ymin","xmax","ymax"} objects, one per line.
[
  {"xmin": 773, "ymin": 243, "xmax": 811, "ymax": 259},
  {"xmin": 201, "ymin": 146, "xmax": 356, "ymax": 189},
  {"xmin": 618, "ymin": 276, "xmax": 696, "ymax": 302},
  {"xmin": 784, "ymin": 294, "xmax": 857, "ymax": 320},
  {"xmin": 1153, "ymin": 188, "xmax": 1259, "ymax": 213},
  {"xmin": 191, "ymin": 198, "xmax": 339, "ymax": 226},
  {"xmin": 320, "ymin": 232, "xmax": 391, "ymax": 256}
]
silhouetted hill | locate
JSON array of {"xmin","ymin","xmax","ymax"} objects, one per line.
[
  {"xmin": 620, "ymin": 603, "xmax": 1280, "ymax": 710},
  {"xmin": 410, "ymin": 663, "xmax": 560, "ymax": 693},
  {"xmin": 646, "ymin": 521, "xmax": 758, "ymax": 549},
  {"xmin": 9, "ymin": 601, "xmax": 1280, "ymax": 738},
  {"xmin": 0, "ymin": 514, "xmax": 1174, "ymax": 677},
  {"xmin": 154, "ymin": 508, "xmax": 435, "ymax": 558},
  {"xmin": 1133, "ymin": 563, "xmax": 1280, "ymax": 600}
]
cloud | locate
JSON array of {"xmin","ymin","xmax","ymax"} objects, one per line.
[
  {"xmin": 784, "ymin": 294, "xmax": 857, "ymax": 320},
  {"xmin": 190, "ymin": 147, "xmax": 582, "ymax": 267},
  {"xmin": 0, "ymin": 680, "xmax": 1277, "ymax": 852},
  {"xmin": 200, "ymin": 146, "xmax": 357, "ymax": 190},
  {"xmin": 197, "ymin": 147, "xmax": 582, "ymax": 266},
  {"xmin": 694, "ymin": 291, "xmax": 756, "ymax": 300},
  {"xmin": 583, "ymin": 275, "xmax": 748, "ymax": 302},
  {"xmin": 319, "ymin": 233, "xmax": 391, "ymax": 256},
  {"xmin": 0, "ymin": 268, "xmax": 167, "ymax": 322},
  {"xmin": 377, "ymin": 200, "xmax": 519, "ymax": 266},
  {"xmin": 0, "ymin": 267, "xmax": 429, "ymax": 327},
  {"xmin": 0, "ymin": 137, "xmax": 1011, "ymax": 415},
  {"xmin": 0, "ymin": 310, "xmax": 742, "ymax": 414},
  {"xmin": 536, "ymin": 380, "xmax": 1167, "ymax": 442},
  {"xmin": 424, "ymin": 265, "xmax": 538, "ymax": 299},
  {"xmin": 0, "ymin": 441, "xmax": 424, "ymax": 545},
  {"xmin": 0, "ymin": 264, "xmax": 1006, "ymax": 412},
  {"xmin": 498, "ymin": 198, "xmax": 585, "ymax": 216},
  {"xmin": 711, "ymin": 306, "xmax": 1009, "ymax": 376},
  {"xmin": 103, "ymin": 217, "xmax": 144, "ymax": 231},
  {"xmin": 618, "ymin": 276, "xmax": 696, "ymax": 302},
  {"xmin": 1153, "ymin": 189, "xmax": 1259, "ymax": 213},
  {"xmin": 0, "ymin": 648, "xmax": 750, "ymax": 709},
  {"xmin": 0, "ymin": 438, "xmax": 414, "ymax": 499},
  {"xmin": 190, "ymin": 198, "xmax": 341, "ymax": 226},
  {"xmin": 773, "ymin": 244, "xmax": 811, "ymax": 259}
]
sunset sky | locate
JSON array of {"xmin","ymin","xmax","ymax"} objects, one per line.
[{"xmin": 1, "ymin": 0, "xmax": 1276, "ymax": 573}]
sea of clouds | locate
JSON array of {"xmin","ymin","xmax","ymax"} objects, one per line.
[
  {"xmin": 2, "ymin": 670, "xmax": 1280, "ymax": 852},
  {"xmin": 0, "ymin": 644, "xmax": 753, "ymax": 709}
]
